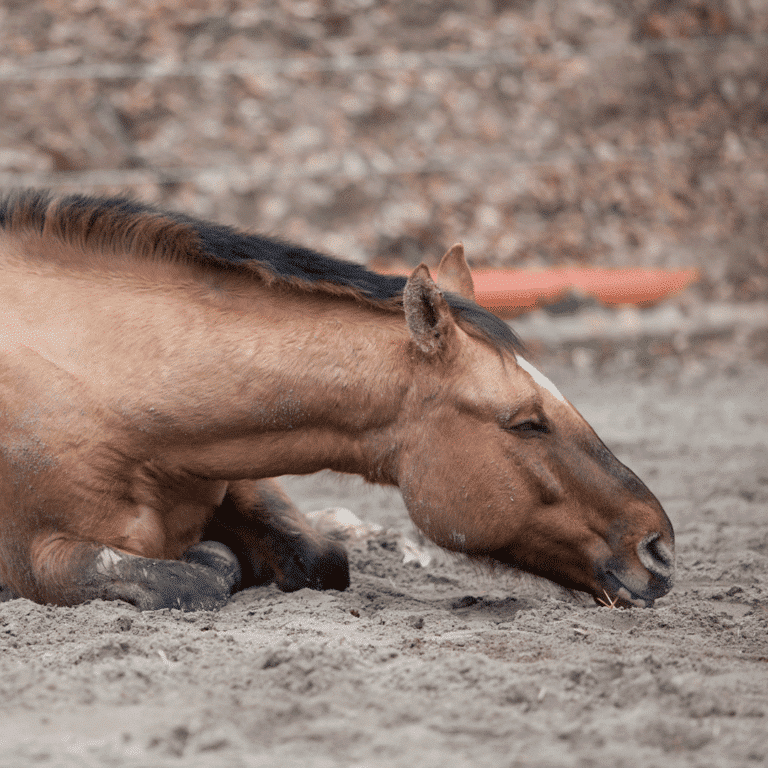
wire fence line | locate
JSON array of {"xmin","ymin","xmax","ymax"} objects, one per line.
[
  {"xmin": 1, "ymin": 31, "xmax": 762, "ymax": 189},
  {"xmin": 1, "ymin": 32, "xmax": 767, "ymax": 83},
  {"xmin": 0, "ymin": 144, "xmax": 704, "ymax": 191}
]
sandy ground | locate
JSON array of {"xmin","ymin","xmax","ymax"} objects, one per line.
[{"xmin": 0, "ymin": 357, "xmax": 766, "ymax": 768}]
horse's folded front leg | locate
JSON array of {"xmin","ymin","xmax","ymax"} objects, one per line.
[
  {"xmin": 29, "ymin": 535, "xmax": 240, "ymax": 610},
  {"xmin": 203, "ymin": 478, "xmax": 350, "ymax": 593}
]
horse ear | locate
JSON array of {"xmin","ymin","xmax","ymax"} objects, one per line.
[
  {"xmin": 436, "ymin": 243, "xmax": 475, "ymax": 302},
  {"xmin": 404, "ymin": 264, "xmax": 459, "ymax": 357}
]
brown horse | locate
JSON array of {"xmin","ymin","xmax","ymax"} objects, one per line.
[{"xmin": 0, "ymin": 191, "xmax": 674, "ymax": 611}]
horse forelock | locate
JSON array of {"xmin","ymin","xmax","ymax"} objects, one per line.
[
  {"xmin": 0, "ymin": 190, "xmax": 523, "ymax": 357},
  {"xmin": 442, "ymin": 292, "xmax": 526, "ymax": 357}
]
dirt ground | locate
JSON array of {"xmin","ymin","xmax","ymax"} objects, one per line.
[{"xmin": 0, "ymin": 354, "xmax": 765, "ymax": 768}]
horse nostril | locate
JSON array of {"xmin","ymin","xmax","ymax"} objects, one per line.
[{"xmin": 637, "ymin": 533, "xmax": 674, "ymax": 580}]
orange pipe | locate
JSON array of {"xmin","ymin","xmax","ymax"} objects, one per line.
[
  {"xmin": 471, "ymin": 267, "xmax": 700, "ymax": 315},
  {"xmin": 378, "ymin": 265, "xmax": 700, "ymax": 315}
]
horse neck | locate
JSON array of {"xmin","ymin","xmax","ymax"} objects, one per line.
[{"xmin": 104, "ymin": 273, "xmax": 412, "ymax": 482}]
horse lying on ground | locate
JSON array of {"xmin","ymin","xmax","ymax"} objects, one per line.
[{"xmin": 0, "ymin": 191, "xmax": 674, "ymax": 610}]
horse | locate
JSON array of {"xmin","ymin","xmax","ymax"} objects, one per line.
[{"xmin": 0, "ymin": 191, "xmax": 674, "ymax": 611}]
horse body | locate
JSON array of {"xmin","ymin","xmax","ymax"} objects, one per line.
[
  {"xmin": 0, "ymin": 192, "xmax": 674, "ymax": 610},
  {"xmin": 1, "ymin": 246, "xmax": 406, "ymax": 478}
]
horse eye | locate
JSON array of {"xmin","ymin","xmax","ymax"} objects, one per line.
[{"xmin": 507, "ymin": 419, "xmax": 550, "ymax": 435}]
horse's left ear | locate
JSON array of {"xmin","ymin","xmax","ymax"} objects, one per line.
[
  {"xmin": 404, "ymin": 264, "xmax": 459, "ymax": 357},
  {"xmin": 436, "ymin": 243, "xmax": 475, "ymax": 301}
]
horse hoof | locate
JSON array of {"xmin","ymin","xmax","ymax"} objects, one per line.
[
  {"xmin": 91, "ymin": 546, "xmax": 238, "ymax": 612},
  {"xmin": 182, "ymin": 540, "xmax": 242, "ymax": 591},
  {"xmin": 275, "ymin": 540, "xmax": 350, "ymax": 593}
]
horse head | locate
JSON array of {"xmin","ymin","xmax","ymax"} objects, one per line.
[{"xmin": 395, "ymin": 245, "xmax": 674, "ymax": 607}]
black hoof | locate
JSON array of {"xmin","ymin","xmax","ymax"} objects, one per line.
[
  {"xmin": 90, "ymin": 545, "xmax": 240, "ymax": 611},
  {"xmin": 275, "ymin": 540, "xmax": 350, "ymax": 593},
  {"xmin": 182, "ymin": 541, "xmax": 242, "ymax": 591}
]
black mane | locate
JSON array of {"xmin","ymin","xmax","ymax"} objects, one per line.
[{"xmin": 0, "ymin": 190, "xmax": 524, "ymax": 355}]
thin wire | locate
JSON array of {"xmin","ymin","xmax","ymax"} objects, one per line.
[
  {"xmin": 0, "ymin": 145, "xmax": 691, "ymax": 190},
  {"xmin": 0, "ymin": 32, "xmax": 760, "ymax": 187},
  {"xmin": 0, "ymin": 32, "xmax": 765, "ymax": 82}
]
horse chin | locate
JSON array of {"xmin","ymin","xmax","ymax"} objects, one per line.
[
  {"xmin": 594, "ymin": 570, "xmax": 668, "ymax": 609},
  {"xmin": 592, "ymin": 586, "xmax": 653, "ymax": 609}
]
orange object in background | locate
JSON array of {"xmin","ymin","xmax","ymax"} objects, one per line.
[
  {"xmin": 376, "ymin": 264, "xmax": 700, "ymax": 317},
  {"xmin": 472, "ymin": 267, "xmax": 700, "ymax": 317}
]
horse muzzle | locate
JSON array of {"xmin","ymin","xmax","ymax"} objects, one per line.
[{"xmin": 595, "ymin": 533, "xmax": 675, "ymax": 608}]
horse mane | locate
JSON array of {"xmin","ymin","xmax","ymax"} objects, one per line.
[{"xmin": 0, "ymin": 190, "xmax": 524, "ymax": 355}]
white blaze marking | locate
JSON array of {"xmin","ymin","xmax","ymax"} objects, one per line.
[{"xmin": 517, "ymin": 356, "xmax": 566, "ymax": 403}]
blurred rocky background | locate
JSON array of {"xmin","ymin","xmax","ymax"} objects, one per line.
[{"xmin": 1, "ymin": 0, "xmax": 766, "ymax": 315}]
